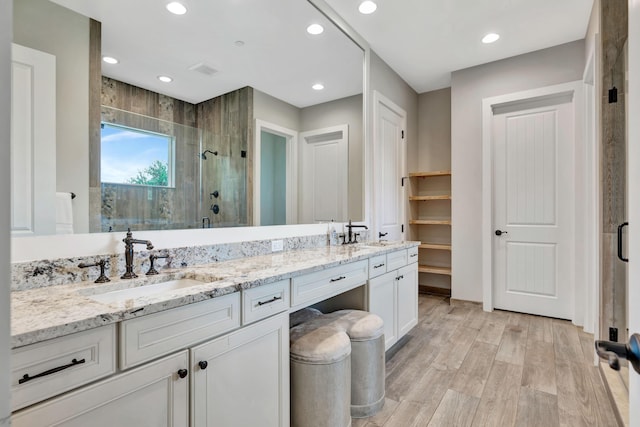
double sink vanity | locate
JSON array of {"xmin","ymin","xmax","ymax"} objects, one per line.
[{"xmin": 10, "ymin": 240, "xmax": 419, "ymax": 426}]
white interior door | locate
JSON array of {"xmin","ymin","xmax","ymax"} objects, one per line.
[
  {"xmin": 492, "ymin": 95, "xmax": 575, "ymax": 319},
  {"xmin": 11, "ymin": 44, "xmax": 56, "ymax": 236},
  {"xmin": 299, "ymin": 125, "xmax": 348, "ymax": 223},
  {"xmin": 626, "ymin": 0, "xmax": 640, "ymax": 421},
  {"xmin": 373, "ymin": 91, "xmax": 406, "ymax": 241}
]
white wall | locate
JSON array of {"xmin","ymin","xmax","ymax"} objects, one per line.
[
  {"xmin": 0, "ymin": 0, "xmax": 11, "ymax": 423},
  {"xmin": 14, "ymin": 0, "xmax": 90, "ymax": 233},
  {"xmin": 451, "ymin": 40, "xmax": 585, "ymax": 302}
]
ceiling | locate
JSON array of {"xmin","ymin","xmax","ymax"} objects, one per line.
[
  {"xmin": 50, "ymin": 0, "xmax": 594, "ymax": 104},
  {"xmin": 50, "ymin": 0, "xmax": 363, "ymax": 107},
  {"xmin": 324, "ymin": 0, "xmax": 594, "ymax": 93}
]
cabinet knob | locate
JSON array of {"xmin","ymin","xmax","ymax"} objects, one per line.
[
  {"xmin": 177, "ymin": 369, "xmax": 188, "ymax": 379},
  {"xmin": 198, "ymin": 361, "xmax": 208, "ymax": 370}
]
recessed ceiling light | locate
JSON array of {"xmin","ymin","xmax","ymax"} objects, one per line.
[
  {"xmin": 312, "ymin": 83, "xmax": 324, "ymax": 91},
  {"xmin": 158, "ymin": 75, "xmax": 173, "ymax": 83},
  {"xmin": 102, "ymin": 56, "xmax": 119, "ymax": 64},
  {"xmin": 166, "ymin": 1, "xmax": 187, "ymax": 15},
  {"xmin": 358, "ymin": 1, "xmax": 377, "ymax": 14},
  {"xmin": 234, "ymin": 40, "xmax": 245, "ymax": 47},
  {"xmin": 307, "ymin": 24, "xmax": 324, "ymax": 35},
  {"xmin": 482, "ymin": 33, "xmax": 500, "ymax": 44}
]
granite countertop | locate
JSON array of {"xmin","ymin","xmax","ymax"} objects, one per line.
[{"xmin": 11, "ymin": 241, "xmax": 419, "ymax": 349}]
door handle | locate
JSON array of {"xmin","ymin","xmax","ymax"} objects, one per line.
[
  {"xmin": 617, "ymin": 222, "xmax": 628, "ymax": 262},
  {"xmin": 495, "ymin": 230, "xmax": 508, "ymax": 236},
  {"xmin": 595, "ymin": 333, "xmax": 640, "ymax": 374},
  {"xmin": 379, "ymin": 232, "xmax": 388, "ymax": 238}
]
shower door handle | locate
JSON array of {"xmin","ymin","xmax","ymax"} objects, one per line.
[{"xmin": 617, "ymin": 222, "xmax": 628, "ymax": 262}]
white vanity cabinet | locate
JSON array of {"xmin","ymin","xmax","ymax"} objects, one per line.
[
  {"xmin": 368, "ymin": 248, "xmax": 419, "ymax": 350},
  {"xmin": 12, "ymin": 350, "xmax": 190, "ymax": 427},
  {"xmin": 191, "ymin": 312, "xmax": 289, "ymax": 427}
]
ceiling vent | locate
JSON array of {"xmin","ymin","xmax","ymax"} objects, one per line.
[{"xmin": 188, "ymin": 62, "xmax": 218, "ymax": 76}]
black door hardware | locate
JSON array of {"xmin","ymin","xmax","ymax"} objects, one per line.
[
  {"xmin": 177, "ymin": 369, "xmax": 188, "ymax": 379},
  {"xmin": 618, "ymin": 222, "xmax": 628, "ymax": 262},
  {"xmin": 198, "ymin": 361, "xmax": 208, "ymax": 370},
  {"xmin": 18, "ymin": 358, "xmax": 86, "ymax": 384},
  {"xmin": 210, "ymin": 204, "xmax": 220, "ymax": 214},
  {"xmin": 257, "ymin": 296, "xmax": 283, "ymax": 306},
  {"xmin": 495, "ymin": 230, "xmax": 508, "ymax": 236},
  {"xmin": 595, "ymin": 333, "xmax": 640, "ymax": 374},
  {"xmin": 379, "ymin": 232, "xmax": 388, "ymax": 239}
]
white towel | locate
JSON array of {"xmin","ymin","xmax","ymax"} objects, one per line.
[{"xmin": 55, "ymin": 192, "xmax": 74, "ymax": 234}]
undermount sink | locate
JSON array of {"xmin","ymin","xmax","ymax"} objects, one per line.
[{"xmin": 83, "ymin": 277, "xmax": 210, "ymax": 304}]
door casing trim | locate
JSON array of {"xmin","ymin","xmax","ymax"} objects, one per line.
[{"xmin": 481, "ymin": 80, "xmax": 585, "ymax": 325}]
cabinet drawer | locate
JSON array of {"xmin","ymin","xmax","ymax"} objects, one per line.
[
  {"xmin": 407, "ymin": 246, "xmax": 419, "ymax": 264},
  {"xmin": 387, "ymin": 249, "xmax": 408, "ymax": 271},
  {"xmin": 368, "ymin": 254, "xmax": 388, "ymax": 278},
  {"xmin": 120, "ymin": 293, "xmax": 240, "ymax": 369},
  {"xmin": 12, "ymin": 350, "xmax": 189, "ymax": 427},
  {"xmin": 242, "ymin": 279, "xmax": 290, "ymax": 325},
  {"xmin": 11, "ymin": 324, "xmax": 116, "ymax": 411},
  {"xmin": 291, "ymin": 260, "xmax": 368, "ymax": 308}
]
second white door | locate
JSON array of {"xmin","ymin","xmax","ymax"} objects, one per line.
[{"xmin": 492, "ymin": 95, "xmax": 575, "ymax": 319}]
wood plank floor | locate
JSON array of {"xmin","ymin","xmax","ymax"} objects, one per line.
[{"xmin": 353, "ymin": 295, "xmax": 618, "ymax": 427}]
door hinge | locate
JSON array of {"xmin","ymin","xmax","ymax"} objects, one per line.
[
  {"xmin": 401, "ymin": 176, "xmax": 407, "ymax": 187},
  {"xmin": 401, "ymin": 130, "xmax": 405, "ymax": 139},
  {"xmin": 401, "ymin": 224, "xmax": 404, "ymax": 233}
]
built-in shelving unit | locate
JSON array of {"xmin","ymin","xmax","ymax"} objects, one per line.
[{"xmin": 408, "ymin": 171, "xmax": 452, "ymax": 296}]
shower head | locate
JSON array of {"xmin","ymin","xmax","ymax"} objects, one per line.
[{"xmin": 200, "ymin": 150, "xmax": 218, "ymax": 160}]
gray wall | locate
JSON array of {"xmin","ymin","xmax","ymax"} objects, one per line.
[
  {"xmin": 301, "ymin": 94, "xmax": 364, "ymax": 221},
  {"xmin": 370, "ymin": 51, "xmax": 419, "ymax": 175},
  {"xmin": 260, "ymin": 131, "xmax": 287, "ymax": 226},
  {"xmin": 253, "ymin": 89, "xmax": 301, "ymax": 131},
  {"xmin": 418, "ymin": 87, "xmax": 451, "ymax": 171},
  {"xmin": 14, "ymin": 0, "xmax": 90, "ymax": 233},
  {"xmin": 0, "ymin": 0, "xmax": 10, "ymax": 423},
  {"xmin": 450, "ymin": 40, "xmax": 585, "ymax": 302}
]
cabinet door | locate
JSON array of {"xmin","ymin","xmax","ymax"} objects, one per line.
[
  {"xmin": 397, "ymin": 263, "xmax": 419, "ymax": 338},
  {"xmin": 12, "ymin": 351, "xmax": 189, "ymax": 427},
  {"xmin": 191, "ymin": 312, "xmax": 289, "ymax": 427},
  {"xmin": 368, "ymin": 271, "xmax": 398, "ymax": 350}
]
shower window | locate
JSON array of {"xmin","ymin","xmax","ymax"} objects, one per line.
[{"xmin": 100, "ymin": 122, "xmax": 175, "ymax": 188}]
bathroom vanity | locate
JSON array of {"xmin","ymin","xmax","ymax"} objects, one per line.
[{"xmin": 10, "ymin": 242, "xmax": 418, "ymax": 426}]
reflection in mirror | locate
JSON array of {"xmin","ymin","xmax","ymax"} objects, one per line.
[
  {"xmin": 98, "ymin": 106, "xmax": 203, "ymax": 232},
  {"xmin": 12, "ymin": 0, "xmax": 363, "ymax": 235}
]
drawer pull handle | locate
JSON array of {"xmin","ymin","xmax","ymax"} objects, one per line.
[
  {"xmin": 330, "ymin": 276, "xmax": 346, "ymax": 283},
  {"xmin": 177, "ymin": 369, "xmax": 188, "ymax": 379},
  {"xmin": 396, "ymin": 275, "xmax": 404, "ymax": 281},
  {"xmin": 410, "ymin": 254, "xmax": 417, "ymax": 258},
  {"xmin": 257, "ymin": 296, "xmax": 283, "ymax": 306},
  {"xmin": 198, "ymin": 361, "xmax": 208, "ymax": 370},
  {"xmin": 18, "ymin": 358, "xmax": 86, "ymax": 384},
  {"xmin": 374, "ymin": 263, "xmax": 385, "ymax": 269}
]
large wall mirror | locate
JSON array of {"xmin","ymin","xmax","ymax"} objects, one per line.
[{"xmin": 12, "ymin": 0, "xmax": 364, "ymax": 236}]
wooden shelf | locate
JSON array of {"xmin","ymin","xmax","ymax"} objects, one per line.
[
  {"xmin": 418, "ymin": 285, "xmax": 451, "ymax": 297},
  {"xmin": 410, "ymin": 219, "xmax": 451, "ymax": 225},
  {"xmin": 419, "ymin": 243, "xmax": 452, "ymax": 251},
  {"xmin": 418, "ymin": 265, "xmax": 452, "ymax": 276},
  {"xmin": 409, "ymin": 195, "xmax": 451, "ymax": 201},
  {"xmin": 409, "ymin": 171, "xmax": 451, "ymax": 178}
]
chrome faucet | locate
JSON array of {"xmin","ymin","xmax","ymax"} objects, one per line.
[
  {"xmin": 121, "ymin": 228, "xmax": 154, "ymax": 279},
  {"xmin": 344, "ymin": 219, "xmax": 368, "ymax": 244}
]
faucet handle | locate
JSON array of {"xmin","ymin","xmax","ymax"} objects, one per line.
[
  {"xmin": 78, "ymin": 259, "xmax": 111, "ymax": 283},
  {"xmin": 147, "ymin": 253, "xmax": 170, "ymax": 275}
]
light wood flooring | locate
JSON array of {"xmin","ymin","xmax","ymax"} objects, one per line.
[{"xmin": 353, "ymin": 295, "xmax": 618, "ymax": 427}]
